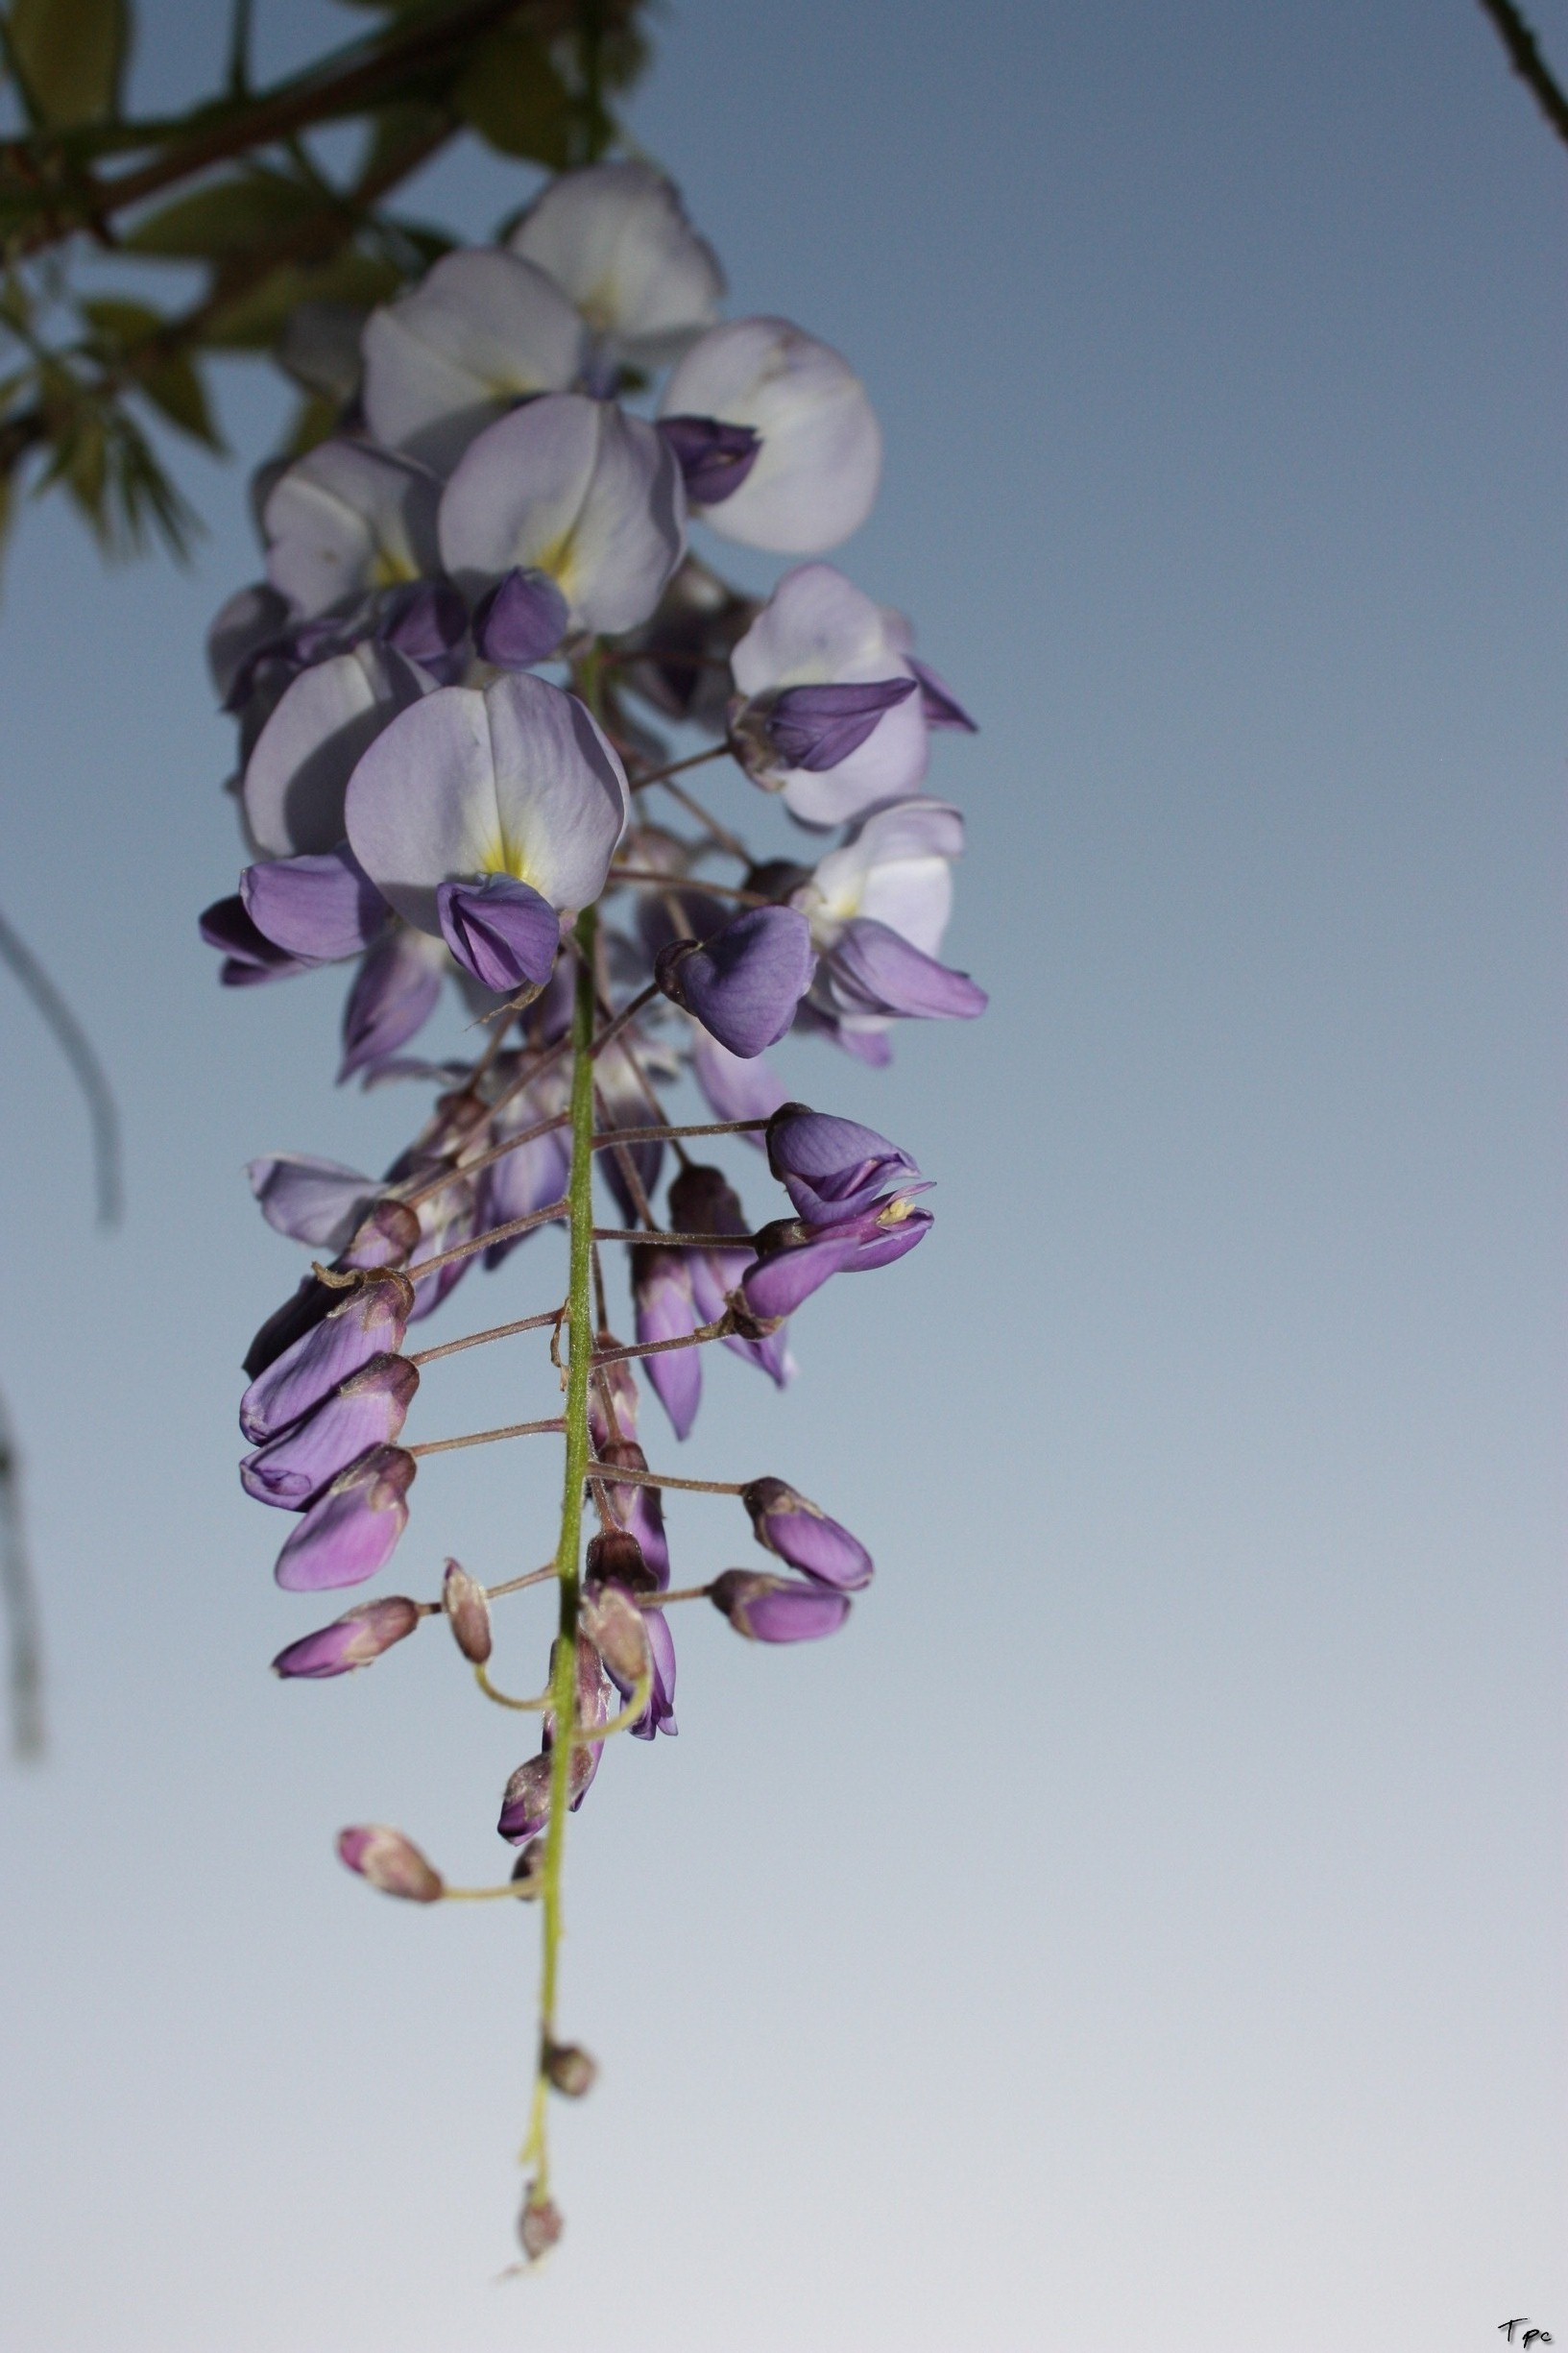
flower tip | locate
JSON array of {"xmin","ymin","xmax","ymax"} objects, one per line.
[{"xmin": 337, "ymin": 1824, "xmax": 444, "ymax": 1902}]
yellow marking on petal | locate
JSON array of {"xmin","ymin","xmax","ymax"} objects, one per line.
[{"xmin": 368, "ymin": 546, "xmax": 418, "ymax": 590}]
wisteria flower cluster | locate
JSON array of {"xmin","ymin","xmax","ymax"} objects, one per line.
[{"xmin": 201, "ymin": 159, "xmax": 984, "ymax": 2263}]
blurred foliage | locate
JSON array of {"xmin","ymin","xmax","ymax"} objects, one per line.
[{"xmin": 0, "ymin": 0, "xmax": 650, "ymax": 565}]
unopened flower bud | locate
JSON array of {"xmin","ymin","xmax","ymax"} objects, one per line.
[
  {"xmin": 710, "ymin": 1568, "xmax": 852, "ymax": 1643},
  {"xmin": 336, "ymin": 1824, "xmax": 444, "ymax": 1902},
  {"xmin": 442, "ymin": 1559, "xmax": 493, "ymax": 1662},
  {"xmin": 653, "ymin": 905, "xmax": 816, "ymax": 1058},
  {"xmin": 543, "ymin": 2041, "xmax": 598, "ymax": 2098},
  {"xmin": 580, "ymin": 1584, "xmax": 652, "ymax": 1691},
  {"xmin": 274, "ymin": 1443, "xmax": 416, "ymax": 1592},
  {"xmin": 741, "ymin": 1476, "xmax": 873, "ymax": 1591},
  {"xmin": 512, "ymin": 1838, "xmax": 545, "ymax": 1891},
  {"xmin": 518, "ymin": 2190, "xmax": 564, "ymax": 2262},
  {"xmin": 272, "ymin": 1595, "xmax": 420, "ymax": 1679},
  {"xmin": 585, "ymin": 1526, "xmax": 655, "ymax": 1594}
]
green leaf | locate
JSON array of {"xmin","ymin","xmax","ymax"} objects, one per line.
[
  {"xmin": 123, "ymin": 170, "xmax": 330, "ymax": 261},
  {"xmin": 196, "ymin": 247, "xmax": 402, "ymax": 351},
  {"xmin": 138, "ymin": 347, "xmax": 221, "ymax": 449},
  {"xmin": 452, "ymin": 24, "xmax": 573, "ymax": 167},
  {"xmin": 8, "ymin": 0, "xmax": 129, "ymax": 127}
]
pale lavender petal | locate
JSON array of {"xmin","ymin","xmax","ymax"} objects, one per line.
[
  {"xmin": 508, "ymin": 162, "xmax": 723, "ymax": 364},
  {"xmin": 823, "ymin": 918, "xmax": 987, "ymax": 1021},
  {"xmin": 909, "ymin": 656, "xmax": 977, "ymax": 732},
  {"xmin": 742, "ymin": 1476, "xmax": 873, "ymax": 1590},
  {"xmin": 345, "ymin": 670, "xmax": 628, "ymax": 935},
  {"xmin": 264, "ymin": 439, "xmax": 441, "ymax": 619},
  {"xmin": 338, "ymin": 926, "xmax": 445, "ymax": 1084},
  {"xmin": 688, "ymin": 1024, "xmax": 788, "ymax": 1136},
  {"xmin": 208, "ymin": 581, "xmax": 290, "ymax": 702},
  {"xmin": 661, "ymin": 319, "xmax": 880, "ymax": 553},
  {"xmin": 274, "ymin": 1444, "xmax": 415, "ymax": 1591},
  {"xmin": 632, "ymin": 1247, "xmax": 702, "ymax": 1440},
  {"xmin": 240, "ymin": 845, "xmax": 386, "ymax": 962},
  {"xmin": 242, "ymin": 643, "xmax": 428, "ymax": 859},
  {"xmin": 247, "ymin": 1152, "xmax": 379, "ymax": 1249},
  {"xmin": 361, "ymin": 247, "xmax": 585, "ymax": 473}
]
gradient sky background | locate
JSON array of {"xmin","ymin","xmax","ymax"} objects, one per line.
[{"xmin": 0, "ymin": 2, "xmax": 1562, "ymax": 2346}]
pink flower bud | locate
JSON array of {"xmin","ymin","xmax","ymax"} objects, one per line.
[
  {"xmin": 272, "ymin": 1595, "xmax": 420, "ymax": 1679},
  {"xmin": 336, "ymin": 1824, "xmax": 444, "ymax": 1902}
]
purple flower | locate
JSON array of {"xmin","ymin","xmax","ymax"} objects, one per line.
[
  {"xmin": 273, "ymin": 1444, "xmax": 416, "ymax": 1592},
  {"xmin": 631, "ymin": 1246, "xmax": 703, "ymax": 1440},
  {"xmin": 199, "ymin": 894, "xmax": 312, "ymax": 987},
  {"xmin": 660, "ymin": 318, "xmax": 880, "ymax": 554},
  {"xmin": 241, "ymin": 1354, "xmax": 420, "ymax": 1509},
  {"xmin": 666, "ymin": 1162, "xmax": 791, "ymax": 1389},
  {"xmin": 470, "ymin": 567, "xmax": 571, "ymax": 667},
  {"xmin": 657, "ymin": 416, "xmax": 760, "ymax": 506},
  {"xmin": 764, "ymin": 1104, "xmax": 919, "ymax": 1225},
  {"xmin": 240, "ymin": 1274, "xmax": 414, "ymax": 1445},
  {"xmin": 361, "ymin": 247, "xmax": 585, "ymax": 473},
  {"xmin": 654, "ymin": 905, "xmax": 815, "ymax": 1057},
  {"xmin": 507, "ymin": 162, "xmax": 723, "ymax": 369},
  {"xmin": 242, "ymin": 643, "xmax": 429, "ymax": 861},
  {"xmin": 248, "ymin": 1152, "xmax": 381, "ymax": 1251},
  {"xmin": 740, "ymin": 1194, "xmax": 933, "ymax": 1323},
  {"xmin": 377, "ymin": 577, "xmax": 470, "ymax": 684},
  {"xmin": 728, "ymin": 566, "xmax": 928, "ymax": 823},
  {"xmin": 437, "ymin": 874, "xmax": 561, "ymax": 994},
  {"xmin": 438, "ymin": 393, "xmax": 686, "ymax": 639},
  {"xmin": 273, "ymin": 1596, "xmax": 421, "ymax": 1680},
  {"xmin": 710, "ymin": 1569, "xmax": 852, "ymax": 1643},
  {"xmin": 742, "ymin": 1477, "xmax": 872, "ymax": 1591},
  {"xmin": 497, "ymin": 1637, "xmax": 611, "ymax": 1843},
  {"xmin": 337, "ymin": 1824, "xmax": 444, "ymax": 1902},
  {"xmin": 240, "ymin": 845, "xmax": 387, "ymax": 964},
  {"xmin": 820, "ymin": 918, "xmax": 987, "ymax": 1023},
  {"xmin": 908, "ymin": 657, "xmax": 977, "ymax": 732},
  {"xmin": 338, "ymin": 926, "xmax": 446, "ymax": 1084},
  {"xmin": 345, "ymin": 669, "xmax": 629, "ymax": 941}
]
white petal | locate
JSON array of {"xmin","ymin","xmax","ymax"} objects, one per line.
[
  {"xmin": 508, "ymin": 161, "xmax": 724, "ymax": 362},
  {"xmin": 438, "ymin": 394, "xmax": 684, "ymax": 634},
  {"xmin": 242, "ymin": 645, "xmax": 428, "ymax": 858},
  {"xmin": 345, "ymin": 672, "xmax": 627, "ymax": 934},
  {"xmin": 660, "ymin": 318, "xmax": 880, "ymax": 554},
  {"xmin": 263, "ymin": 441, "xmax": 441, "ymax": 618},
  {"xmin": 360, "ymin": 249, "xmax": 584, "ymax": 474}
]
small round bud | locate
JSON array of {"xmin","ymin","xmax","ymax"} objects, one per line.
[
  {"xmin": 442, "ymin": 1559, "xmax": 493, "ymax": 1663},
  {"xmin": 543, "ymin": 2041, "xmax": 598, "ymax": 2098},
  {"xmin": 580, "ymin": 1585, "xmax": 652, "ymax": 1690},
  {"xmin": 585, "ymin": 1527, "xmax": 656, "ymax": 1594},
  {"xmin": 519, "ymin": 2192, "xmax": 564, "ymax": 2263},
  {"xmin": 336, "ymin": 1824, "xmax": 444, "ymax": 1902}
]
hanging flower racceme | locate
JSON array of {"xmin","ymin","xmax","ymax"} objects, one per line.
[{"xmin": 196, "ymin": 152, "xmax": 985, "ymax": 2265}]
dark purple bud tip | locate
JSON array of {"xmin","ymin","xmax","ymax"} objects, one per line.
[
  {"xmin": 442, "ymin": 1559, "xmax": 493, "ymax": 1664},
  {"xmin": 241, "ymin": 845, "xmax": 386, "ymax": 963},
  {"xmin": 437, "ymin": 873, "xmax": 561, "ymax": 995},
  {"xmin": 498, "ymin": 1753, "xmax": 553, "ymax": 1846},
  {"xmin": 742, "ymin": 1477, "xmax": 874, "ymax": 1592},
  {"xmin": 657, "ymin": 414, "xmax": 761, "ymax": 507},
  {"xmin": 585, "ymin": 1527, "xmax": 657, "ymax": 1595},
  {"xmin": 471, "ymin": 567, "xmax": 570, "ymax": 668},
  {"xmin": 379, "ymin": 576, "xmax": 469, "ymax": 684},
  {"xmin": 654, "ymin": 905, "xmax": 816, "ymax": 1058},
  {"xmin": 519, "ymin": 2191, "xmax": 564, "ymax": 2263},
  {"xmin": 710, "ymin": 1568, "xmax": 853, "ymax": 1643},
  {"xmin": 199, "ymin": 893, "xmax": 312, "ymax": 986},
  {"xmin": 337, "ymin": 1824, "xmax": 444, "ymax": 1902},
  {"xmin": 543, "ymin": 2042, "xmax": 598, "ymax": 2098},
  {"xmin": 762, "ymin": 677, "xmax": 917, "ymax": 773},
  {"xmin": 272, "ymin": 1595, "xmax": 421, "ymax": 1680},
  {"xmin": 764, "ymin": 1102, "xmax": 919, "ymax": 1225},
  {"xmin": 512, "ymin": 1839, "xmax": 546, "ymax": 1893}
]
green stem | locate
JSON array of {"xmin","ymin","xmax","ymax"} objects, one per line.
[{"xmin": 526, "ymin": 902, "xmax": 600, "ymax": 2195}]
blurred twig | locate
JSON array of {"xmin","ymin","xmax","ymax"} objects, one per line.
[
  {"xmin": 0, "ymin": 1379, "xmax": 43, "ymax": 1759},
  {"xmin": 0, "ymin": 895, "xmax": 122, "ymax": 1225},
  {"xmin": 1474, "ymin": 0, "xmax": 1568, "ymax": 155}
]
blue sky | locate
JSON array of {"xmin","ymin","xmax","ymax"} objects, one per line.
[{"xmin": 0, "ymin": 3, "xmax": 1562, "ymax": 2346}]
